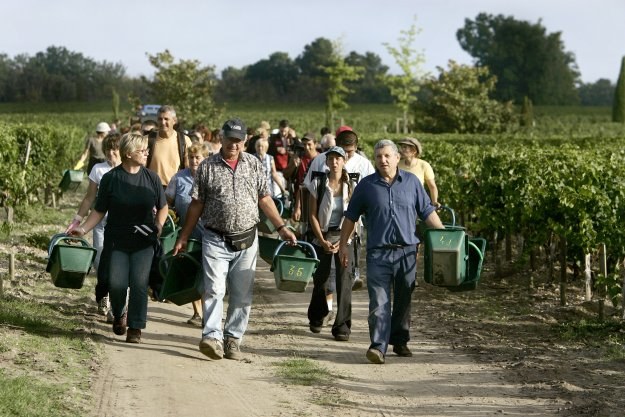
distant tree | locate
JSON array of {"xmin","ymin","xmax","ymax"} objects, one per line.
[
  {"xmin": 322, "ymin": 40, "xmax": 364, "ymax": 129},
  {"xmin": 457, "ymin": 13, "xmax": 580, "ymax": 105},
  {"xmin": 578, "ymin": 79, "xmax": 615, "ymax": 106},
  {"xmin": 215, "ymin": 66, "xmax": 249, "ymax": 102},
  {"xmin": 245, "ymin": 52, "xmax": 299, "ymax": 99},
  {"xmin": 415, "ymin": 61, "xmax": 515, "ymax": 133},
  {"xmin": 382, "ymin": 18, "xmax": 427, "ymax": 133},
  {"xmin": 296, "ymin": 38, "xmax": 334, "ymax": 78},
  {"xmin": 614, "ymin": 57, "xmax": 625, "ymax": 123},
  {"xmin": 145, "ymin": 49, "xmax": 222, "ymax": 128},
  {"xmin": 345, "ymin": 51, "xmax": 391, "ymax": 103}
]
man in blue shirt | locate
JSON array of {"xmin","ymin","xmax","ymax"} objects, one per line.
[{"xmin": 339, "ymin": 139, "xmax": 444, "ymax": 364}]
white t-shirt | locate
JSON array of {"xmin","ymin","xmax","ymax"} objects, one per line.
[
  {"xmin": 89, "ymin": 161, "xmax": 114, "ymax": 185},
  {"xmin": 303, "ymin": 151, "xmax": 374, "ymax": 189}
]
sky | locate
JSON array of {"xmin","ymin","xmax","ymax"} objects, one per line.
[{"xmin": 4, "ymin": 0, "xmax": 625, "ymax": 83}]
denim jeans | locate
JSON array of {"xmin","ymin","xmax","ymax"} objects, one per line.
[
  {"xmin": 92, "ymin": 214, "xmax": 107, "ymax": 270},
  {"xmin": 200, "ymin": 228, "xmax": 258, "ymax": 342},
  {"xmin": 366, "ymin": 245, "xmax": 417, "ymax": 354},
  {"xmin": 108, "ymin": 245, "xmax": 154, "ymax": 329},
  {"xmin": 308, "ymin": 243, "xmax": 353, "ymax": 337}
]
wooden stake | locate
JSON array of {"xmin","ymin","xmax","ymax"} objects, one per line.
[{"xmin": 584, "ymin": 253, "xmax": 592, "ymax": 301}]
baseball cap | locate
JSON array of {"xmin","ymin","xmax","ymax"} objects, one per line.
[
  {"xmin": 325, "ymin": 146, "xmax": 347, "ymax": 159},
  {"xmin": 301, "ymin": 132, "xmax": 316, "ymax": 142},
  {"xmin": 222, "ymin": 118, "xmax": 247, "ymax": 140},
  {"xmin": 335, "ymin": 125, "xmax": 354, "ymax": 137},
  {"xmin": 96, "ymin": 122, "xmax": 111, "ymax": 133},
  {"xmin": 397, "ymin": 137, "xmax": 423, "ymax": 155}
]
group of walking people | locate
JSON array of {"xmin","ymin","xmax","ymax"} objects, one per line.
[{"xmin": 65, "ymin": 105, "xmax": 444, "ymax": 364}]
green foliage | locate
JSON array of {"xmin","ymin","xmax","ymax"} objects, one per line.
[
  {"xmin": 415, "ymin": 61, "xmax": 516, "ymax": 133},
  {"xmin": 457, "ymin": 13, "xmax": 580, "ymax": 105},
  {"xmin": 595, "ymin": 272, "xmax": 622, "ymax": 308},
  {"xmin": 382, "ymin": 18, "xmax": 427, "ymax": 132},
  {"xmin": 144, "ymin": 50, "xmax": 222, "ymax": 128},
  {"xmin": 612, "ymin": 56, "xmax": 625, "ymax": 123},
  {"xmin": 0, "ymin": 122, "xmax": 83, "ymax": 206},
  {"xmin": 322, "ymin": 39, "xmax": 364, "ymax": 129}
]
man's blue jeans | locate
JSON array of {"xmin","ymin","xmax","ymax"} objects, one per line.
[
  {"xmin": 365, "ymin": 245, "xmax": 417, "ymax": 354},
  {"xmin": 200, "ymin": 228, "xmax": 258, "ymax": 342}
]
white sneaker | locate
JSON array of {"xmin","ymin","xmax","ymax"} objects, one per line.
[
  {"xmin": 98, "ymin": 296, "xmax": 110, "ymax": 316},
  {"xmin": 106, "ymin": 309, "xmax": 114, "ymax": 323}
]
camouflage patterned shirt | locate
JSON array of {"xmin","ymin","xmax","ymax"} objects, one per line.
[{"xmin": 192, "ymin": 152, "xmax": 270, "ymax": 234}]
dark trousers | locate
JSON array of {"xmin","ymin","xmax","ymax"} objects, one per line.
[
  {"xmin": 307, "ymin": 243, "xmax": 354, "ymax": 336},
  {"xmin": 366, "ymin": 245, "xmax": 417, "ymax": 354}
]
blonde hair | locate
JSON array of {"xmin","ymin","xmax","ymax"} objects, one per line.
[
  {"xmin": 120, "ymin": 132, "xmax": 147, "ymax": 160},
  {"xmin": 255, "ymin": 138, "xmax": 269, "ymax": 152},
  {"xmin": 187, "ymin": 143, "xmax": 210, "ymax": 158}
]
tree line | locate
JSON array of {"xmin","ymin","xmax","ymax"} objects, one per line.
[{"xmin": 0, "ymin": 14, "xmax": 618, "ymax": 107}]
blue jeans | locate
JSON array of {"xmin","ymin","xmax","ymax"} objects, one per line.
[
  {"xmin": 200, "ymin": 228, "xmax": 258, "ymax": 342},
  {"xmin": 92, "ymin": 214, "xmax": 107, "ymax": 270},
  {"xmin": 366, "ymin": 245, "xmax": 417, "ymax": 354},
  {"xmin": 108, "ymin": 245, "xmax": 154, "ymax": 329}
]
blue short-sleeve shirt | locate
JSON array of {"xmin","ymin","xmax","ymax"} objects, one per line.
[{"xmin": 344, "ymin": 169, "xmax": 435, "ymax": 250}]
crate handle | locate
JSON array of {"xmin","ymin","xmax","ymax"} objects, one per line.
[
  {"xmin": 272, "ymin": 240, "xmax": 318, "ymax": 260},
  {"xmin": 467, "ymin": 241, "xmax": 484, "ymax": 262},
  {"xmin": 48, "ymin": 233, "xmax": 91, "ymax": 257},
  {"xmin": 158, "ymin": 251, "xmax": 201, "ymax": 279}
]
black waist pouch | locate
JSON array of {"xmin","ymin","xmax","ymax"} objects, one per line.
[{"xmin": 206, "ymin": 226, "xmax": 257, "ymax": 252}]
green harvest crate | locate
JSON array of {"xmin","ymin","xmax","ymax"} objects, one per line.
[
  {"xmin": 258, "ymin": 197, "xmax": 283, "ymax": 234},
  {"xmin": 258, "ymin": 231, "xmax": 300, "ymax": 265},
  {"xmin": 159, "ymin": 244, "xmax": 202, "ymax": 306},
  {"xmin": 423, "ymin": 226, "xmax": 469, "ymax": 287},
  {"xmin": 160, "ymin": 214, "xmax": 180, "ymax": 254},
  {"xmin": 46, "ymin": 233, "xmax": 96, "ymax": 289},
  {"xmin": 59, "ymin": 170, "xmax": 84, "ymax": 192},
  {"xmin": 271, "ymin": 241, "xmax": 319, "ymax": 292}
]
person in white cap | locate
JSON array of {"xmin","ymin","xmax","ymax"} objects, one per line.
[{"xmin": 75, "ymin": 121, "xmax": 111, "ymax": 174}]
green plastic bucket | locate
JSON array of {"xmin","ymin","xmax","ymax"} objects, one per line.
[
  {"xmin": 46, "ymin": 233, "xmax": 96, "ymax": 289},
  {"xmin": 271, "ymin": 241, "xmax": 319, "ymax": 292},
  {"xmin": 59, "ymin": 170, "xmax": 84, "ymax": 192},
  {"xmin": 159, "ymin": 249, "xmax": 202, "ymax": 306},
  {"xmin": 258, "ymin": 197, "xmax": 283, "ymax": 234},
  {"xmin": 258, "ymin": 230, "xmax": 300, "ymax": 265},
  {"xmin": 160, "ymin": 215, "xmax": 180, "ymax": 254}
]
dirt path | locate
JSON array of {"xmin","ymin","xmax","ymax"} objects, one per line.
[{"xmin": 90, "ymin": 260, "xmax": 568, "ymax": 417}]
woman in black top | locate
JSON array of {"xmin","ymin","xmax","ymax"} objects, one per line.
[{"xmin": 70, "ymin": 132, "xmax": 168, "ymax": 343}]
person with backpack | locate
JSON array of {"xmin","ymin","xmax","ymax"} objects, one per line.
[
  {"xmin": 146, "ymin": 105, "xmax": 192, "ymax": 188},
  {"xmin": 303, "ymin": 126, "xmax": 374, "ymax": 291},
  {"xmin": 306, "ymin": 146, "xmax": 356, "ymax": 342}
]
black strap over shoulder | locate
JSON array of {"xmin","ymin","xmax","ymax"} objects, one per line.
[{"xmin": 146, "ymin": 130, "xmax": 187, "ymax": 170}]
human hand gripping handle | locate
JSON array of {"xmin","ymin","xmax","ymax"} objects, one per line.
[
  {"xmin": 65, "ymin": 214, "xmax": 83, "ymax": 234},
  {"xmin": 277, "ymin": 224, "xmax": 297, "ymax": 245}
]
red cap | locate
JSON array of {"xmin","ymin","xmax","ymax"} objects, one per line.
[{"xmin": 335, "ymin": 125, "xmax": 354, "ymax": 137}]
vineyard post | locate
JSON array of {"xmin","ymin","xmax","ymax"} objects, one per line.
[
  {"xmin": 584, "ymin": 253, "xmax": 592, "ymax": 301},
  {"xmin": 9, "ymin": 251, "xmax": 15, "ymax": 282},
  {"xmin": 559, "ymin": 235, "xmax": 567, "ymax": 306},
  {"xmin": 621, "ymin": 258, "xmax": 625, "ymax": 319},
  {"xmin": 598, "ymin": 244, "xmax": 607, "ymax": 321}
]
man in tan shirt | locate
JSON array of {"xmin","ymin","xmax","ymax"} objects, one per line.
[{"xmin": 147, "ymin": 105, "xmax": 192, "ymax": 187}]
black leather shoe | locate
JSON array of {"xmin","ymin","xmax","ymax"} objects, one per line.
[{"xmin": 392, "ymin": 344, "xmax": 413, "ymax": 357}]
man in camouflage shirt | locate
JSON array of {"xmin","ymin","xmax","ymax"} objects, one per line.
[{"xmin": 174, "ymin": 118, "xmax": 296, "ymax": 361}]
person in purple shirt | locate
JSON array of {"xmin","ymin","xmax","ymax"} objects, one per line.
[{"xmin": 339, "ymin": 139, "xmax": 444, "ymax": 364}]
